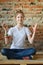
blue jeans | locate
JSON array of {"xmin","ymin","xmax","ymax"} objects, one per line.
[{"xmin": 1, "ymin": 48, "xmax": 36, "ymax": 59}]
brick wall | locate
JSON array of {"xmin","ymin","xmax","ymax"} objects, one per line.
[
  {"xmin": 0, "ymin": 0, "xmax": 43, "ymax": 51},
  {"xmin": 29, "ymin": 25, "xmax": 43, "ymax": 51},
  {"xmin": 0, "ymin": 0, "xmax": 43, "ymax": 25}
]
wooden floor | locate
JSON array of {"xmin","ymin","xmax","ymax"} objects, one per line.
[{"xmin": 0, "ymin": 52, "xmax": 43, "ymax": 64}]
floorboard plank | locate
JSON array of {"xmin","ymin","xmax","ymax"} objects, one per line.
[{"xmin": 0, "ymin": 52, "xmax": 43, "ymax": 64}]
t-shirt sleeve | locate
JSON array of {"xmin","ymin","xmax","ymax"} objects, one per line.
[
  {"xmin": 7, "ymin": 28, "xmax": 13, "ymax": 36},
  {"xmin": 25, "ymin": 27, "xmax": 32, "ymax": 36}
]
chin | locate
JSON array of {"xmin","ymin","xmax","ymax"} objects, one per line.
[{"xmin": 19, "ymin": 22, "xmax": 23, "ymax": 24}]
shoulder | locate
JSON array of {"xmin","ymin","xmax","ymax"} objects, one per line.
[
  {"xmin": 8, "ymin": 26, "xmax": 16, "ymax": 32},
  {"xmin": 24, "ymin": 26, "xmax": 31, "ymax": 34},
  {"xmin": 23, "ymin": 26, "xmax": 29, "ymax": 30},
  {"xmin": 9, "ymin": 26, "xmax": 16, "ymax": 30}
]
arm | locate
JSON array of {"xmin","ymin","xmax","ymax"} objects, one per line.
[
  {"xmin": 27, "ymin": 23, "xmax": 37, "ymax": 44},
  {"xmin": 1, "ymin": 22, "xmax": 12, "ymax": 44},
  {"xmin": 4, "ymin": 30, "xmax": 13, "ymax": 44}
]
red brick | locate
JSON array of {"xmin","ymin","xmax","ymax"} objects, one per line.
[{"xmin": 31, "ymin": 5, "xmax": 43, "ymax": 9}]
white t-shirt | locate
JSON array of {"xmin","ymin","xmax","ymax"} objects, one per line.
[{"xmin": 8, "ymin": 25, "xmax": 31, "ymax": 49}]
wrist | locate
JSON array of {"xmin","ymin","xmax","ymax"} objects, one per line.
[
  {"xmin": 5, "ymin": 31, "xmax": 8, "ymax": 36},
  {"xmin": 33, "ymin": 30, "xmax": 36, "ymax": 34}
]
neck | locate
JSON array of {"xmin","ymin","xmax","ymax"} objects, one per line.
[{"xmin": 17, "ymin": 24, "xmax": 23, "ymax": 28}]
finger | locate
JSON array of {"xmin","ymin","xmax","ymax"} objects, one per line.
[
  {"xmin": 1, "ymin": 22, "xmax": 5, "ymax": 27},
  {"xmin": 31, "ymin": 25, "xmax": 34, "ymax": 29},
  {"xmin": 34, "ymin": 23, "xmax": 38, "ymax": 28}
]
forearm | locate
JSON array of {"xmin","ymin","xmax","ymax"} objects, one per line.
[
  {"xmin": 4, "ymin": 30, "xmax": 8, "ymax": 44},
  {"xmin": 4, "ymin": 30, "xmax": 12, "ymax": 44},
  {"xmin": 30, "ymin": 23, "xmax": 37, "ymax": 44},
  {"xmin": 28, "ymin": 32, "xmax": 35, "ymax": 44},
  {"xmin": 30, "ymin": 31, "xmax": 35, "ymax": 44}
]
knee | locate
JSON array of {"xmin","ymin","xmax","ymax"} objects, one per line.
[
  {"xmin": 1, "ymin": 48, "xmax": 7, "ymax": 55},
  {"xmin": 31, "ymin": 48, "xmax": 36, "ymax": 54}
]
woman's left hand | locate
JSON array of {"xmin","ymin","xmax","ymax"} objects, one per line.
[{"xmin": 32, "ymin": 23, "xmax": 37, "ymax": 33}]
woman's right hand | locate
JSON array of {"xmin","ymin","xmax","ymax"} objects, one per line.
[{"xmin": 1, "ymin": 22, "xmax": 8, "ymax": 31}]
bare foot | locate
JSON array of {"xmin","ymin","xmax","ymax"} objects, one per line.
[{"xmin": 23, "ymin": 56, "xmax": 30, "ymax": 60}]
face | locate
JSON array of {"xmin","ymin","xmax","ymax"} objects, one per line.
[{"xmin": 16, "ymin": 13, "xmax": 24, "ymax": 25}]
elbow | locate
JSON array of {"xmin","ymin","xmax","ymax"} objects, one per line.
[
  {"xmin": 29, "ymin": 40, "xmax": 33, "ymax": 44},
  {"xmin": 28, "ymin": 37, "xmax": 34, "ymax": 44},
  {"xmin": 30, "ymin": 41, "xmax": 33, "ymax": 44}
]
